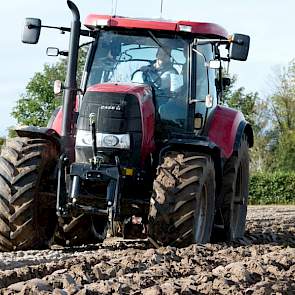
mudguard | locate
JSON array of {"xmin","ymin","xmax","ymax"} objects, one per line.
[
  {"xmin": 15, "ymin": 126, "xmax": 61, "ymax": 148},
  {"xmin": 47, "ymin": 106, "xmax": 63, "ymax": 135},
  {"xmin": 47, "ymin": 106, "xmax": 62, "ymax": 135},
  {"xmin": 204, "ymin": 105, "xmax": 253, "ymax": 159},
  {"xmin": 47, "ymin": 95, "xmax": 80, "ymax": 136}
]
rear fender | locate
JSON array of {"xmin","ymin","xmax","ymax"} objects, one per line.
[
  {"xmin": 47, "ymin": 96, "xmax": 79, "ymax": 136},
  {"xmin": 47, "ymin": 106, "xmax": 62, "ymax": 135},
  {"xmin": 204, "ymin": 106, "xmax": 253, "ymax": 159},
  {"xmin": 234, "ymin": 121, "xmax": 254, "ymax": 151}
]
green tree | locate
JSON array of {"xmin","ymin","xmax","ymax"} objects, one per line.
[
  {"xmin": 12, "ymin": 60, "xmax": 67, "ymax": 126},
  {"xmin": 267, "ymin": 60, "xmax": 295, "ymax": 134},
  {"xmin": 273, "ymin": 131, "xmax": 295, "ymax": 171},
  {"xmin": 222, "ymin": 75, "xmax": 274, "ymax": 172},
  {"xmin": 12, "ymin": 47, "xmax": 87, "ymax": 127},
  {"xmin": 265, "ymin": 60, "xmax": 295, "ymax": 171},
  {"xmin": 222, "ymin": 75, "xmax": 261, "ymax": 131}
]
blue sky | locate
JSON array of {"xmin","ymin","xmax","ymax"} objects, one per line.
[{"xmin": 0, "ymin": 0, "xmax": 294, "ymax": 136}]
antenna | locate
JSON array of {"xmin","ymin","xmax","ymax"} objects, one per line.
[
  {"xmin": 160, "ymin": 0, "xmax": 164, "ymax": 18},
  {"xmin": 114, "ymin": 0, "xmax": 118, "ymax": 16},
  {"xmin": 111, "ymin": 0, "xmax": 118, "ymax": 16}
]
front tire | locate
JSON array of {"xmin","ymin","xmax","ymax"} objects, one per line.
[
  {"xmin": 0, "ymin": 137, "xmax": 58, "ymax": 251},
  {"xmin": 148, "ymin": 152, "xmax": 216, "ymax": 247}
]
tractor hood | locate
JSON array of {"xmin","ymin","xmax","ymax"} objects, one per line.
[
  {"xmin": 76, "ymin": 82, "xmax": 155, "ymax": 166},
  {"xmin": 85, "ymin": 82, "xmax": 153, "ymax": 102}
]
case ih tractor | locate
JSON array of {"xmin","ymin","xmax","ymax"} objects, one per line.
[{"xmin": 0, "ymin": 1, "xmax": 252, "ymax": 251}]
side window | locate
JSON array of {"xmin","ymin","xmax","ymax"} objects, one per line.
[
  {"xmin": 206, "ymin": 45, "xmax": 217, "ymax": 106},
  {"xmin": 197, "ymin": 44, "xmax": 217, "ymax": 107},
  {"xmin": 196, "ymin": 50, "xmax": 208, "ymax": 100},
  {"xmin": 195, "ymin": 45, "xmax": 209, "ymax": 117},
  {"xmin": 196, "ymin": 44, "xmax": 217, "ymax": 114}
]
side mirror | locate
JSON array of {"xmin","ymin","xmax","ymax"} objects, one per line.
[
  {"xmin": 46, "ymin": 47, "xmax": 69, "ymax": 57},
  {"xmin": 22, "ymin": 18, "xmax": 41, "ymax": 44},
  {"xmin": 229, "ymin": 34, "xmax": 250, "ymax": 61},
  {"xmin": 47, "ymin": 47, "xmax": 59, "ymax": 56}
]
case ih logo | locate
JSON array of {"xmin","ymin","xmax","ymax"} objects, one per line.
[{"xmin": 100, "ymin": 105, "xmax": 122, "ymax": 111}]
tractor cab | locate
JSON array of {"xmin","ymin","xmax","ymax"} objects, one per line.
[
  {"xmin": 79, "ymin": 15, "xmax": 249, "ymax": 137},
  {"xmin": 85, "ymin": 30, "xmax": 188, "ymax": 130}
]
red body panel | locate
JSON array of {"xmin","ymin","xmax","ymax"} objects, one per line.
[
  {"xmin": 49, "ymin": 97, "xmax": 80, "ymax": 136},
  {"xmin": 207, "ymin": 106, "xmax": 244, "ymax": 159},
  {"xmin": 84, "ymin": 15, "xmax": 228, "ymax": 38},
  {"xmin": 87, "ymin": 83, "xmax": 156, "ymax": 166},
  {"xmin": 51, "ymin": 108, "xmax": 63, "ymax": 135}
]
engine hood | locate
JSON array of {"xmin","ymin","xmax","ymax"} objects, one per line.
[{"xmin": 86, "ymin": 82, "xmax": 152, "ymax": 103}]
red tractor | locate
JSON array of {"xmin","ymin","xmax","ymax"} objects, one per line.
[{"xmin": 0, "ymin": 1, "xmax": 252, "ymax": 251}]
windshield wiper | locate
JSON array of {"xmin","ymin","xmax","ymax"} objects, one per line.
[{"xmin": 147, "ymin": 30, "xmax": 176, "ymax": 63}]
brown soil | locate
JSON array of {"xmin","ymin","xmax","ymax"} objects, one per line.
[{"xmin": 0, "ymin": 205, "xmax": 294, "ymax": 294}]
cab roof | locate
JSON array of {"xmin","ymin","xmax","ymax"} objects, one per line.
[{"xmin": 84, "ymin": 15, "xmax": 228, "ymax": 39}]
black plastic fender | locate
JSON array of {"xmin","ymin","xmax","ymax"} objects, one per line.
[
  {"xmin": 234, "ymin": 121, "xmax": 254, "ymax": 151},
  {"xmin": 15, "ymin": 126, "xmax": 61, "ymax": 149}
]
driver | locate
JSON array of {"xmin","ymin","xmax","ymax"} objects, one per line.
[
  {"xmin": 133, "ymin": 47, "xmax": 180, "ymax": 95},
  {"xmin": 151, "ymin": 47, "xmax": 179, "ymax": 91},
  {"xmin": 132, "ymin": 46, "xmax": 186, "ymax": 127}
]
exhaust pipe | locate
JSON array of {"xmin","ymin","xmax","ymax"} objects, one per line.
[
  {"xmin": 56, "ymin": 1, "xmax": 80, "ymax": 216},
  {"xmin": 61, "ymin": 0, "xmax": 81, "ymax": 161}
]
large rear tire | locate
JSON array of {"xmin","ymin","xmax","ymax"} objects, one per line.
[
  {"xmin": 221, "ymin": 135, "xmax": 249, "ymax": 241},
  {"xmin": 148, "ymin": 152, "xmax": 216, "ymax": 247},
  {"xmin": 0, "ymin": 137, "xmax": 58, "ymax": 251}
]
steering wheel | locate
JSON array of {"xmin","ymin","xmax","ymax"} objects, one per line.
[{"xmin": 131, "ymin": 66, "xmax": 162, "ymax": 89}]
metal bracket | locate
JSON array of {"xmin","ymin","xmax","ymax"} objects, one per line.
[{"xmin": 56, "ymin": 153, "xmax": 69, "ymax": 217}]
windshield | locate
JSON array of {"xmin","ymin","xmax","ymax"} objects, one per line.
[{"xmin": 87, "ymin": 30, "xmax": 189, "ymax": 130}]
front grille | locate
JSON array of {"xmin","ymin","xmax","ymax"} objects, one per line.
[{"xmin": 76, "ymin": 91, "xmax": 142, "ymax": 165}]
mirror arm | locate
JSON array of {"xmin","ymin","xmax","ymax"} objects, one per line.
[
  {"xmin": 220, "ymin": 57, "xmax": 230, "ymax": 62},
  {"xmin": 33, "ymin": 25, "xmax": 92, "ymax": 37},
  {"xmin": 41, "ymin": 25, "xmax": 71, "ymax": 32},
  {"xmin": 194, "ymin": 38, "xmax": 229, "ymax": 46},
  {"xmin": 59, "ymin": 51, "xmax": 69, "ymax": 57}
]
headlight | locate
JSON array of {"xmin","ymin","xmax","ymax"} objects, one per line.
[
  {"xmin": 102, "ymin": 135, "xmax": 119, "ymax": 147},
  {"xmin": 76, "ymin": 130, "xmax": 130, "ymax": 150},
  {"xmin": 118, "ymin": 134, "xmax": 130, "ymax": 149}
]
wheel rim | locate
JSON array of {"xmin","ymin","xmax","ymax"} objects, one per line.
[{"xmin": 194, "ymin": 184, "xmax": 208, "ymax": 242}]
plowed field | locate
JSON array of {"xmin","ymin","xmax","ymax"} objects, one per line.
[{"xmin": 0, "ymin": 206, "xmax": 294, "ymax": 294}]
